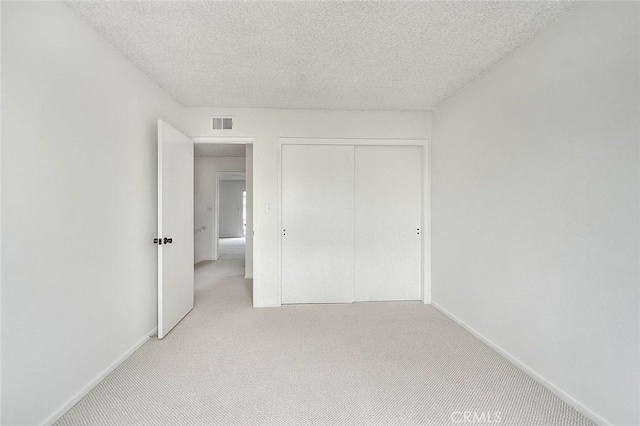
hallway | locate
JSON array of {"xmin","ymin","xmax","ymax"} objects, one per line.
[
  {"xmin": 194, "ymin": 237, "xmax": 250, "ymax": 314},
  {"xmin": 216, "ymin": 237, "xmax": 247, "ymax": 257},
  {"xmin": 57, "ymin": 241, "xmax": 591, "ymax": 425}
]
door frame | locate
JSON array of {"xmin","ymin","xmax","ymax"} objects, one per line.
[{"xmin": 277, "ymin": 137, "xmax": 431, "ymax": 306}]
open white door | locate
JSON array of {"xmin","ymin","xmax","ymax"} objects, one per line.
[{"xmin": 158, "ymin": 119, "xmax": 194, "ymax": 339}]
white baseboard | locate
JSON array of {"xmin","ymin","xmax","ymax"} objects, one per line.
[
  {"xmin": 39, "ymin": 326, "xmax": 157, "ymax": 426},
  {"xmin": 431, "ymin": 302, "xmax": 611, "ymax": 426}
]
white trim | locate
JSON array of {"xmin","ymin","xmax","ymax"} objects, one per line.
[
  {"xmin": 424, "ymin": 136, "xmax": 432, "ymax": 304},
  {"xmin": 214, "ymin": 173, "xmax": 220, "ymax": 260},
  {"xmin": 431, "ymin": 302, "xmax": 612, "ymax": 426},
  {"xmin": 157, "ymin": 120, "xmax": 164, "ymax": 337},
  {"xmin": 279, "ymin": 137, "xmax": 426, "ymax": 146},
  {"xmin": 276, "ymin": 141, "xmax": 283, "ymax": 306},
  {"xmin": 277, "ymin": 138, "xmax": 431, "ymax": 305},
  {"xmin": 192, "ymin": 136, "xmax": 255, "ymax": 144},
  {"xmin": 420, "ymin": 144, "xmax": 425, "ymax": 302},
  {"xmin": 39, "ymin": 327, "xmax": 156, "ymax": 426}
]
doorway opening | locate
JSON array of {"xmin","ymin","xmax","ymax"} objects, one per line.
[{"xmin": 193, "ymin": 140, "xmax": 254, "ymax": 307}]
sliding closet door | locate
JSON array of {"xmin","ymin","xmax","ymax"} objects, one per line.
[
  {"xmin": 355, "ymin": 145, "xmax": 422, "ymax": 301},
  {"xmin": 281, "ymin": 145, "xmax": 355, "ymax": 304}
]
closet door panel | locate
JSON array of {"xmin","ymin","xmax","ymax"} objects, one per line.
[
  {"xmin": 281, "ymin": 144, "xmax": 354, "ymax": 304},
  {"xmin": 355, "ymin": 145, "xmax": 422, "ymax": 301}
]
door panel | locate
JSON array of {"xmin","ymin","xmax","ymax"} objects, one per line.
[
  {"xmin": 355, "ymin": 145, "xmax": 422, "ymax": 301},
  {"xmin": 281, "ymin": 144, "xmax": 354, "ymax": 304},
  {"xmin": 158, "ymin": 120, "xmax": 194, "ymax": 338}
]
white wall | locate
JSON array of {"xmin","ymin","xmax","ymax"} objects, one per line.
[
  {"xmin": 0, "ymin": 3, "xmax": 4, "ymax": 423},
  {"xmin": 218, "ymin": 180, "xmax": 246, "ymax": 238},
  {"xmin": 245, "ymin": 145, "xmax": 254, "ymax": 278},
  {"xmin": 194, "ymin": 156, "xmax": 245, "ymax": 262},
  {"xmin": 0, "ymin": 4, "xmax": 3, "ymax": 424},
  {"xmin": 1, "ymin": 3, "xmax": 186, "ymax": 425},
  {"xmin": 431, "ymin": 3, "xmax": 639, "ymax": 425},
  {"xmin": 185, "ymin": 109, "xmax": 432, "ymax": 307}
]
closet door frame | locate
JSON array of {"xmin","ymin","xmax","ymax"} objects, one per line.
[{"xmin": 277, "ymin": 137, "xmax": 431, "ymax": 306}]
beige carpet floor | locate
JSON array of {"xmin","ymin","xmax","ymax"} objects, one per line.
[{"xmin": 56, "ymin": 239, "xmax": 592, "ymax": 425}]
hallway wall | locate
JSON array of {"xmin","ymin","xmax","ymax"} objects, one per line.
[{"xmin": 1, "ymin": 3, "xmax": 186, "ymax": 425}]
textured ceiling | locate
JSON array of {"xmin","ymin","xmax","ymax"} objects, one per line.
[
  {"xmin": 194, "ymin": 143, "xmax": 246, "ymax": 157},
  {"xmin": 67, "ymin": 1, "xmax": 576, "ymax": 110}
]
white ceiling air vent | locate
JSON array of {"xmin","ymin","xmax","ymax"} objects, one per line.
[{"xmin": 212, "ymin": 116, "xmax": 233, "ymax": 130}]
